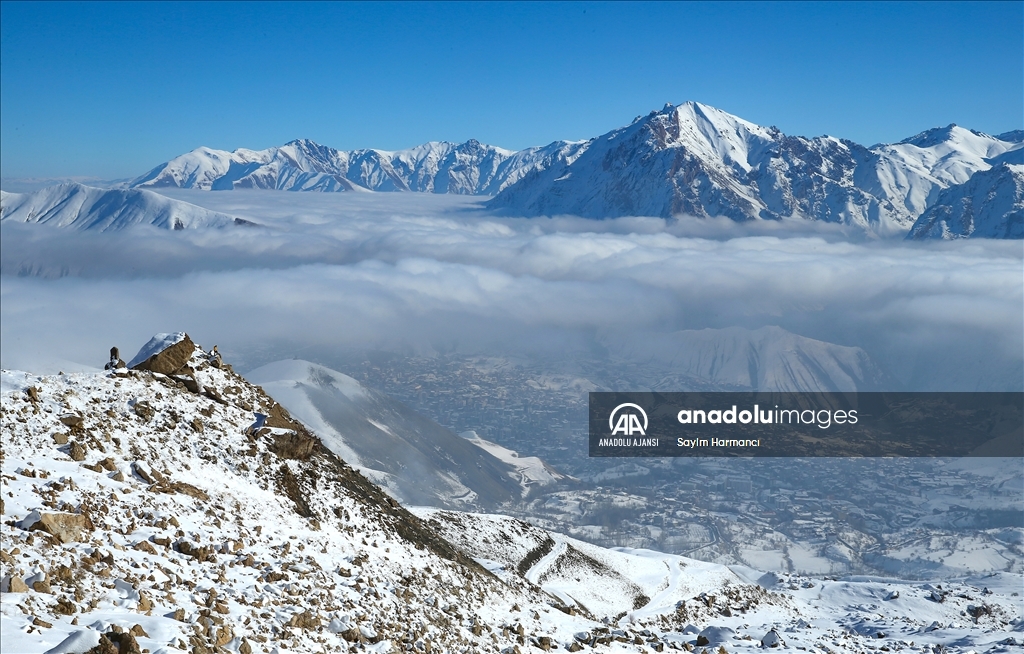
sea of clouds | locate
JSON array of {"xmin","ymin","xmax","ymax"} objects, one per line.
[{"xmin": 1, "ymin": 189, "xmax": 1021, "ymax": 391}]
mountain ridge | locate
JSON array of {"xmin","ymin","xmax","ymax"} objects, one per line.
[
  {"xmin": 117, "ymin": 100, "xmax": 1023, "ymax": 237},
  {"xmin": 0, "ymin": 182, "xmax": 250, "ymax": 231}
]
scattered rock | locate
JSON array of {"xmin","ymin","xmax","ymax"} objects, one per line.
[
  {"xmin": 290, "ymin": 610, "xmax": 321, "ymax": 630},
  {"xmin": 129, "ymin": 624, "xmax": 149, "ymax": 638},
  {"xmin": 53, "ymin": 596, "xmax": 77, "ymax": 615},
  {"xmin": 265, "ymin": 402, "xmax": 303, "ymax": 432},
  {"xmin": 69, "ymin": 441, "xmax": 87, "ymax": 461},
  {"xmin": 93, "ymin": 630, "xmax": 141, "ymax": 654},
  {"xmin": 174, "ymin": 375, "xmax": 201, "ymax": 394},
  {"xmin": 59, "ymin": 414, "xmax": 84, "ymax": 428},
  {"xmin": 132, "ymin": 401, "xmax": 155, "ymax": 422}
]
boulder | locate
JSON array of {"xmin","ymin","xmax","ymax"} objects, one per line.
[
  {"xmin": 129, "ymin": 333, "xmax": 196, "ymax": 375},
  {"xmin": 214, "ymin": 624, "xmax": 234, "ymax": 646},
  {"xmin": 760, "ymin": 629, "xmax": 785, "ymax": 648},
  {"xmin": 696, "ymin": 627, "xmax": 734, "ymax": 647},
  {"xmin": 290, "ymin": 610, "xmax": 321, "ymax": 630},
  {"xmin": 69, "ymin": 442, "xmax": 87, "ymax": 461},
  {"xmin": 59, "ymin": 414, "xmax": 84, "ymax": 428},
  {"xmin": 24, "ymin": 511, "xmax": 94, "ymax": 544},
  {"xmin": 7, "ymin": 577, "xmax": 29, "ymax": 593}
]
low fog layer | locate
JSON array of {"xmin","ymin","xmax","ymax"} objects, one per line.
[{"xmin": 1, "ymin": 189, "xmax": 1021, "ymax": 390}]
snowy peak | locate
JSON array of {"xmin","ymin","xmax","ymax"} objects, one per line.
[
  {"xmin": 662, "ymin": 101, "xmax": 776, "ymax": 169},
  {"xmin": 895, "ymin": 124, "xmax": 1016, "ymax": 158},
  {"xmin": 491, "ymin": 102, "xmax": 1021, "ymax": 235},
  {"xmin": 0, "ymin": 182, "xmax": 242, "ymax": 231}
]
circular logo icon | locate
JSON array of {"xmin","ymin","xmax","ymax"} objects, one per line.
[{"xmin": 609, "ymin": 403, "xmax": 648, "ymax": 436}]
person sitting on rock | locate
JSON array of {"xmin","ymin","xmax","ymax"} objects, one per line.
[{"xmin": 104, "ymin": 346, "xmax": 126, "ymax": 370}]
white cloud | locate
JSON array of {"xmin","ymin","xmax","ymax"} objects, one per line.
[{"xmin": 1, "ymin": 189, "xmax": 1020, "ymax": 389}]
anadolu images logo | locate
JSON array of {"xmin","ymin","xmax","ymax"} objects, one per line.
[{"xmin": 609, "ymin": 403, "xmax": 648, "ymax": 436}]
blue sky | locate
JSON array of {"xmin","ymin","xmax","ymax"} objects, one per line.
[{"xmin": 1, "ymin": 1, "xmax": 1021, "ymax": 179}]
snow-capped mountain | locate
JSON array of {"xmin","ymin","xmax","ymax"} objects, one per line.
[
  {"xmin": 244, "ymin": 359, "xmax": 549, "ymax": 509},
  {"xmin": 3, "ymin": 334, "xmax": 1020, "ymax": 653},
  {"xmin": 605, "ymin": 326, "xmax": 895, "ymax": 392},
  {"xmin": 120, "ymin": 102, "xmax": 1023, "ymax": 236},
  {"xmin": 129, "ymin": 138, "xmax": 584, "ymax": 195},
  {"xmin": 867, "ymin": 126, "xmax": 1023, "ymax": 219},
  {"xmin": 490, "ymin": 102, "xmax": 1023, "ymax": 234},
  {"xmin": 0, "ymin": 182, "xmax": 248, "ymax": 231},
  {"xmin": 907, "ymin": 163, "xmax": 1024, "ymax": 239}
]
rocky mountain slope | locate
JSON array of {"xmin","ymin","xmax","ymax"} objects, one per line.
[
  {"xmin": 2, "ymin": 334, "xmax": 1021, "ymax": 652},
  {"xmin": 244, "ymin": 360, "xmax": 533, "ymax": 509},
  {"xmin": 0, "ymin": 183, "xmax": 251, "ymax": 232},
  {"xmin": 0, "ymin": 335, "xmax": 655, "ymax": 653},
  {"xmin": 907, "ymin": 163, "xmax": 1024, "ymax": 239}
]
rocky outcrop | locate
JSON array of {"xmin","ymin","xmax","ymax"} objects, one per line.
[{"xmin": 129, "ymin": 333, "xmax": 197, "ymax": 375}]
